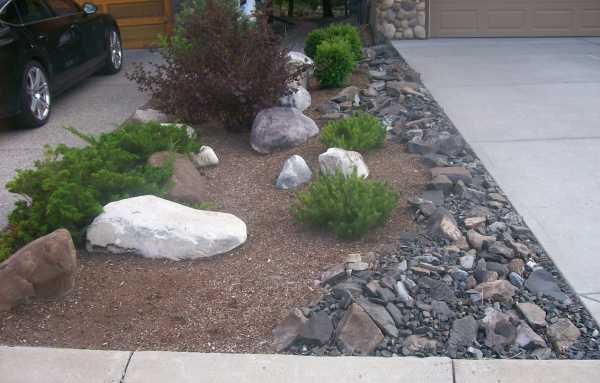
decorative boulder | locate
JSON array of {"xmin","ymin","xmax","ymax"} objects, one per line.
[
  {"xmin": 250, "ymin": 107, "xmax": 319, "ymax": 154},
  {"xmin": 318, "ymin": 148, "xmax": 369, "ymax": 178},
  {"xmin": 193, "ymin": 146, "xmax": 219, "ymax": 167},
  {"xmin": 160, "ymin": 123, "xmax": 196, "ymax": 139},
  {"xmin": 279, "ymin": 86, "xmax": 311, "ymax": 112},
  {"xmin": 0, "ymin": 229, "xmax": 77, "ymax": 312},
  {"xmin": 276, "ymin": 155, "xmax": 312, "ymax": 189},
  {"xmin": 148, "ymin": 151, "xmax": 208, "ymax": 204},
  {"xmin": 131, "ymin": 108, "xmax": 169, "ymax": 124},
  {"xmin": 86, "ymin": 195, "xmax": 247, "ymax": 260},
  {"xmin": 287, "ymin": 51, "xmax": 314, "ymax": 88},
  {"xmin": 287, "ymin": 51, "xmax": 314, "ymax": 68}
]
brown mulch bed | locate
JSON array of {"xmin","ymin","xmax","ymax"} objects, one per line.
[{"xmin": 0, "ymin": 73, "xmax": 428, "ymax": 353}]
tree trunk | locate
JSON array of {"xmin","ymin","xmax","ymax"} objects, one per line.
[
  {"xmin": 288, "ymin": 0, "xmax": 294, "ymax": 17},
  {"xmin": 322, "ymin": 0, "xmax": 333, "ymax": 17}
]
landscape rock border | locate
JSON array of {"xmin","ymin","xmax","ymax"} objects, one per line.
[{"xmin": 272, "ymin": 43, "xmax": 600, "ymax": 360}]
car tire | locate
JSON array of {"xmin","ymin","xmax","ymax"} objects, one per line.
[
  {"xmin": 102, "ymin": 27, "xmax": 123, "ymax": 75},
  {"xmin": 18, "ymin": 61, "xmax": 51, "ymax": 128}
]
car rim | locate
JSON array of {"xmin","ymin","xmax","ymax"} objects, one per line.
[
  {"xmin": 26, "ymin": 66, "xmax": 50, "ymax": 121},
  {"xmin": 110, "ymin": 30, "xmax": 122, "ymax": 69}
]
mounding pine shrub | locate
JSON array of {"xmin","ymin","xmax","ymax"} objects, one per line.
[
  {"xmin": 128, "ymin": 0, "xmax": 293, "ymax": 131},
  {"xmin": 325, "ymin": 23, "xmax": 363, "ymax": 61},
  {"xmin": 0, "ymin": 122, "xmax": 199, "ymax": 260},
  {"xmin": 320, "ymin": 112, "xmax": 386, "ymax": 151},
  {"xmin": 292, "ymin": 171, "xmax": 398, "ymax": 239},
  {"xmin": 314, "ymin": 37, "xmax": 355, "ymax": 88},
  {"xmin": 304, "ymin": 22, "xmax": 363, "ymax": 61}
]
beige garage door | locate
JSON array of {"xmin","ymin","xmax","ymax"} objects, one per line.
[{"xmin": 430, "ymin": 0, "xmax": 600, "ymax": 37}]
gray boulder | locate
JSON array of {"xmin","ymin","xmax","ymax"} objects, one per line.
[
  {"xmin": 276, "ymin": 155, "xmax": 312, "ymax": 189},
  {"xmin": 251, "ymin": 107, "xmax": 318, "ymax": 154}
]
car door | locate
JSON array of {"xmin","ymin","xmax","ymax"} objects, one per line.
[
  {"xmin": 45, "ymin": 0, "xmax": 102, "ymax": 75},
  {"xmin": 14, "ymin": 0, "xmax": 83, "ymax": 91},
  {"xmin": 0, "ymin": 1, "xmax": 23, "ymax": 116}
]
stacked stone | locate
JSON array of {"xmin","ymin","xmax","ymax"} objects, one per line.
[{"xmin": 376, "ymin": 0, "xmax": 427, "ymax": 40}]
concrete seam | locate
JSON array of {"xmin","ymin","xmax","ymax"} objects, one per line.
[
  {"xmin": 119, "ymin": 351, "xmax": 134, "ymax": 383},
  {"xmin": 580, "ymin": 294, "xmax": 600, "ymax": 303},
  {"xmin": 451, "ymin": 359, "xmax": 456, "ymax": 383}
]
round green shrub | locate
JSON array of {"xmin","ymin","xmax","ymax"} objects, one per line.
[
  {"xmin": 292, "ymin": 171, "xmax": 398, "ymax": 239},
  {"xmin": 314, "ymin": 37, "xmax": 355, "ymax": 88},
  {"xmin": 304, "ymin": 23, "xmax": 363, "ymax": 61},
  {"xmin": 320, "ymin": 112, "xmax": 386, "ymax": 151},
  {"xmin": 304, "ymin": 28, "xmax": 330, "ymax": 59},
  {"xmin": 326, "ymin": 23, "xmax": 363, "ymax": 61}
]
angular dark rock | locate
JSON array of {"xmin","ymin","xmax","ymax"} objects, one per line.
[
  {"xmin": 357, "ymin": 296, "xmax": 399, "ymax": 337},
  {"xmin": 448, "ymin": 315, "xmax": 479, "ymax": 357},
  {"xmin": 547, "ymin": 318, "xmax": 581, "ymax": 353},
  {"xmin": 525, "ymin": 269, "xmax": 571, "ymax": 304},
  {"xmin": 474, "ymin": 280, "xmax": 518, "ymax": 303},
  {"xmin": 336, "ymin": 303, "xmax": 384, "ymax": 355},
  {"xmin": 299, "ymin": 311, "xmax": 333, "ymax": 346},
  {"xmin": 431, "ymin": 166, "xmax": 472, "ymax": 184},
  {"xmin": 516, "ymin": 302, "xmax": 547, "ymax": 328},
  {"xmin": 272, "ymin": 308, "xmax": 308, "ymax": 352},
  {"xmin": 482, "ymin": 308, "xmax": 517, "ymax": 348}
]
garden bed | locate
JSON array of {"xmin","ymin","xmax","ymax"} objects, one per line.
[{"xmin": 0, "ymin": 75, "xmax": 427, "ymax": 352}]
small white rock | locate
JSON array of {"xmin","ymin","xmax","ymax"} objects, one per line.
[
  {"xmin": 193, "ymin": 146, "xmax": 219, "ymax": 167},
  {"xmin": 319, "ymin": 148, "xmax": 369, "ymax": 178},
  {"xmin": 276, "ymin": 155, "xmax": 312, "ymax": 189},
  {"xmin": 287, "ymin": 51, "xmax": 314, "ymax": 67}
]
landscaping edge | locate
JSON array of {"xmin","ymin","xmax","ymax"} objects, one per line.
[{"xmin": 1, "ymin": 345, "xmax": 600, "ymax": 383}]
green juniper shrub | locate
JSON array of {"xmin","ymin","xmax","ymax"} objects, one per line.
[
  {"xmin": 320, "ymin": 112, "xmax": 386, "ymax": 151},
  {"xmin": 314, "ymin": 37, "xmax": 355, "ymax": 88},
  {"xmin": 292, "ymin": 171, "xmax": 398, "ymax": 239},
  {"xmin": 304, "ymin": 23, "xmax": 363, "ymax": 61},
  {"xmin": 0, "ymin": 122, "xmax": 200, "ymax": 261}
]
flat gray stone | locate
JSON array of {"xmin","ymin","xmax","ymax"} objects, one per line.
[
  {"xmin": 454, "ymin": 360, "xmax": 600, "ymax": 383},
  {"xmin": 124, "ymin": 352, "xmax": 453, "ymax": 383},
  {"xmin": 0, "ymin": 346, "xmax": 130, "ymax": 383}
]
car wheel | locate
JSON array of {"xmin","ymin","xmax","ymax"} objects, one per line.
[
  {"xmin": 102, "ymin": 27, "xmax": 122, "ymax": 74},
  {"xmin": 18, "ymin": 61, "xmax": 51, "ymax": 128}
]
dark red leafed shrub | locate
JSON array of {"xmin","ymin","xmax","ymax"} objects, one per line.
[{"xmin": 128, "ymin": 0, "xmax": 293, "ymax": 131}]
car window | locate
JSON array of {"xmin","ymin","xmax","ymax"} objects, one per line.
[
  {"xmin": 45, "ymin": 0, "xmax": 78, "ymax": 16},
  {"xmin": 13, "ymin": 0, "xmax": 53, "ymax": 23},
  {"xmin": 0, "ymin": 2, "xmax": 22, "ymax": 24}
]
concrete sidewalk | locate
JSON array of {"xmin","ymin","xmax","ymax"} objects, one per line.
[
  {"xmin": 392, "ymin": 37, "xmax": 600, "ymax": 323},
  {"xmin": 1, "ymin": 346, "xmax": 599, "ymax": 383}
]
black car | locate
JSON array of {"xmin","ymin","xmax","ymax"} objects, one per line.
[{"xmin": 0, "ymin": 0, "xmax": 122, "ymax": 127}]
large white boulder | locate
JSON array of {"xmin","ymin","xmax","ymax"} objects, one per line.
[
  {"xmin": 276, "ymin": 155, "xmax": 312, "ymax": 189},
  {"xmin": 319, "ymin": 148, "xmax": 369, "ymax": 178},
  {"xmin": 251, "ymin": 107, "xmax": 318, "ymax": 154},
  {"xmin": 279, "ymin": 86, "xmax": 311, "ymax": 112},
  {"xmin": 86, "ymin": 195, "xmax": 247, "ymax": 260}
]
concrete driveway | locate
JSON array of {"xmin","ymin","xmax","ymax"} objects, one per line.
[
  {"xmin": 393, "ymin": 37, "xmax": 600, "ymax": 322},
  {"xmin": 0, "ymin": 49, "xmax": 158, "ymax": 227}
]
